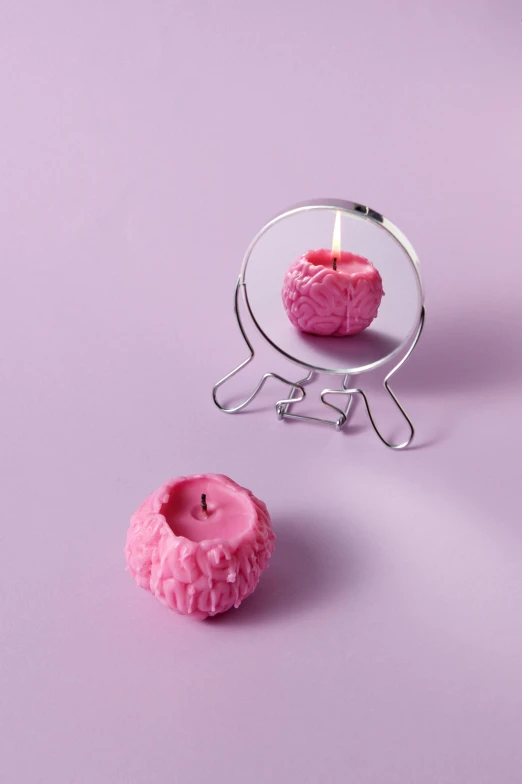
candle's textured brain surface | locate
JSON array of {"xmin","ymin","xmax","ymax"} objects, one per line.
[
  {"xmin": 281, "ymin": 249, "xmax": 384, "ymax": 336},
  {"xmin": 125, "ymin": 475, "xmax": 275, "ymax": 619}
]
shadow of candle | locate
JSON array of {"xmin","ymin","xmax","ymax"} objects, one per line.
[
  {"xmin": 209, "ymin": 513, "xmax": 367, "ymax": 626},
  {"xmin": 295, "ymin": 328, "xmax": 402, "ymax": 370}
]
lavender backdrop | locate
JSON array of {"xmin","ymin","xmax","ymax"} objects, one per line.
[{"xmin": 1, "ymin": 2, "xmax": 521, "ymax": 783}]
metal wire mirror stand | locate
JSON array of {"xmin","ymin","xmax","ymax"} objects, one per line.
[{"xmin": 212, "ymin": 277, "xmax": 426, "ymax": 450}]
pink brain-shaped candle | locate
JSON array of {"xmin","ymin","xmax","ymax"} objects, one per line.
[
  {"xmin": 125, "ymin": 474, "xmax": 275, "ymax": 619},
  {"xmin": 282, "ymin": 248, "xmax": 384, "ymax": 336}
]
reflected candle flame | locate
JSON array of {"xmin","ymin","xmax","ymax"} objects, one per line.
[{"xmin": 331, "ymin": 210, "xmax": 341, "ymax": 270}]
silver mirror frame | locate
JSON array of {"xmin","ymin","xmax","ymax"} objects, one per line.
[{"xmin": 213, "ymin": 199, "xmax": 425, "ymax": 450}]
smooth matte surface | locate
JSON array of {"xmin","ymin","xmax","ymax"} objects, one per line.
[{"xmin": 1, "ymin": 2, "xmax": 522, "ymax": 784}]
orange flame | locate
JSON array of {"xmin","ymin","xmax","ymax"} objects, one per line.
[{"xmin": 331, "ymin": 210, "xmax": 341, "ymax": 268}]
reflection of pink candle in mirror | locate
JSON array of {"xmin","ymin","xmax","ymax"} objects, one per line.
[{"xmin": 282, "ymin": 211, "xmax": 384, "ymax": 336}]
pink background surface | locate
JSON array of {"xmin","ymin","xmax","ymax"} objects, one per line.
[{"xmin": 1, "ymin": 2, "xmax": 522, "ymax": 783}]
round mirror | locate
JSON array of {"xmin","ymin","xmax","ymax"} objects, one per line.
[{"xmin": 242, "ymin": 200, "xmax": 423, "ymax": 375}]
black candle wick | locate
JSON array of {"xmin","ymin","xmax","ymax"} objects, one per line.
[
  {"xmin": 201, "ymin": 493, "xmax": 208, "ymax": 513},
  {"xmin": 333, "ymin": 257, "xmax": 337, "ymax": 271}
]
